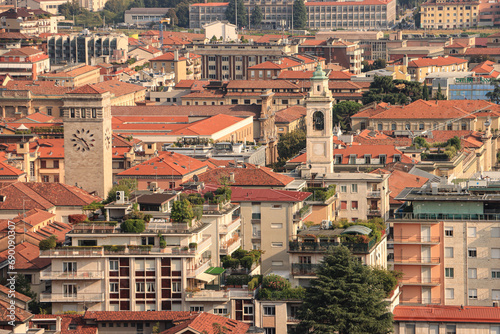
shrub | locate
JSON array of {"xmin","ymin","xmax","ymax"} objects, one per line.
[
  {"xmin": 226, "ymin": 274, "xmax": 251, "ymax": 286},
  {"xmin": 103, "ymin": 245, "xmax": 126, "ymax": 252},
  {"xmin": 39, "ymin": 235, "xmax": 57, "ymax": 250},
  {"xmin": 170, "ymin": 200, "xmax": 194, "ymax": 223},
  {"xmin": 262, "ymin": 274, "xmax": 291, "ymax": 291},
  {"xmin": 68, "ymin": 214, "xmax": 87, "ymax": 224},
  {"xmin": 222, "ymin": 256, "xmax": 240, "ymax": 270},
  {"xmin": 120, "ymin": 219, "xmax": 145, "ymax": 233},
  {"xmin": 187, "ymin": 193, "xmax": 204, "ymax": 205},
  {"xmin": 189, "ymin": 242, "xmax": 197, "ymax": 249},
  {"xmin": 248, "ymin": 277, "xmax": 259, "ymax": 290},
  {"xmin": 240, "ymin": 256, "xmax": 254, "ymax": 270},
  {"xmin": 159, "ymin": 238, "xmax": 167, "ymax": 249},
  {"xmin": 204, "ymin": 191, "xmax": 214, "ymax": 202},
  {"xmin": 232, "ymin": 248, "xmax": 247, "ymax": 260}
]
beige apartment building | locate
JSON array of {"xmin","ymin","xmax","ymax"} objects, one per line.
[
  {"xmin": 391, "ymin": 179, "xmax": 500, "ymax": 307},
  {"xmin": 149, "ymin": 51, "xmax": 202, "ymax": 84},
  {"xmin": 420, "ymin": 0, "xmax": 482, "ymax": 29}
]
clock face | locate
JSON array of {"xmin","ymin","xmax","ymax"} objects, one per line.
[
  {"xmin": 71, "ymin": 128, "xmax": 95, "ymax": 152},
  {"xmin": 104, "ymin": 128, "xmax": 111, "ymax": 150}
]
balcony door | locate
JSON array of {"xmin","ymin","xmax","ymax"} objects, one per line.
[
  {"xmin": 63, "ymin": 284, "xmax": 77, "ymax": 298},
  {"xmin": 422, "ymin": 287, "xmax": 431, "ymax": 304},
  {"xmin": 421, "ymin": 266, "xmax": 431, "ymax": 284},
  {"xmin": 421, "ymin": 225, "xmax": 431, "ymax": 242},
  {"xmin": 421, "ymin": 245, "xmax": 431, "ymax": 263}
]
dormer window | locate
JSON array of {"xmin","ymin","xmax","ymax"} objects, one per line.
[
  {"xmin": 70, "ymin": 108, "xmax": 75, "ymax": 118},
  {"xmin": 349, "ymin": 154, "xmax": 356, "ymax": 164},
  {"xmin": 394, "ymin": 154, "xmax": 401, "ymax": 162},
  {"xmin": 335, "ymin": 154, "xmax": 342, "ymax": 164},
  {"xmin": 379, "ymin": 154, "xmax": 386, "ymax": 165},
  {"xmin": 365, "ymin": 154, "xmax": 371, "ymax": 164}
]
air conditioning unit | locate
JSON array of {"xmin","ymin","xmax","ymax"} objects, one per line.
[
  {"xmin": 150, "ymin": 182, "xmax": 158, "ymax": 191},
  {"xmin": 494, "ymin": 301, "xmax": 499, "ymax": 307},
  {"xmin": 116, "ymin": 191, "xmax": 125, "ymax": 204}
]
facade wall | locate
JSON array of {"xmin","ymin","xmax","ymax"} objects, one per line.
[{"xmin": 421, "ymin": 2, "xmax": 481, "ymax": 29}]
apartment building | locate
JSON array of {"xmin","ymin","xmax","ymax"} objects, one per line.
[
  {"xmin": 0, "ymin": 8, "xmax": 57, "ymax": 35},
  {"xmin": 299, "ymin": 39, "xmax": 362, "ymax": 74},
  {"xmin": 189, "ymin": 2, "xmax": 228, "ymax": 29},
  {"xmin": 38, "ymin": 65, "xmax": 101, "ymax": 88},
  {"xmin": 231, "ymin": 187, "xmax": 312, "ymax": 274},
  {"xmin": 149, "ymin": 51, "xmax": 202, "ymax": 84},
  {"xmin": 47, "ymin": 32, "xmax": 128, "ymax": 65},
  {"xmin": 305, "ymin": 0, "xmax": 396, "ymax": 30},
  {"xmin": 401, "ymin": 56, "xmax": 469, "ymax": 82},
  {"xmin": 124, "ymin": 8, "xmax": 172, "ymax": 26},
  {"xmin": 185, "ymin": 42, "xmax": 298, "ymax": 80},
  {"xmin": 0, "ymin": 47, "xmax": 50, "ymax": 80},
  {"xmin": 420, "ymin": 0, "xmax": 482, "ymax": 29},
  {"xmin": 391, "ymin": 178, "xmax": 500, "ymax": 307},
  {"xmin": 247, "ymin": 54, "xmax": 324, "ymax": 80}
]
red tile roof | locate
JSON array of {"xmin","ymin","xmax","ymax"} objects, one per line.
[
  {"xmin": 197, "ymin": 166, "xmax": 295, "ymax": 187},
  {"xmin": 0, "ymin": 160, "xmax": 24, "ymax": 177},
  {"xmin": 0, "ymin": 242, "xmax": 50, "ymax": 270},
  {"xmin": 293, "ymin": 145, "xmax": 411, "ymax": 164},
  {"xmin": 444, "ymin": 42, "xmax": 468, "ymax": 48},
  {"xmin": 5, "ymin": 80, "xmax": 70, "ymax": 95},
  {"xmin": 68, "ymin": 84, "xmax": 106, "ymax": 95},
  {"xmin": 226, "ymin": 80, "xmax": 299, "ymax": 90},
  {"xmin": 90, "ymin": 80, "xmax": 146, "ymax": 97},
  {"xmin": 232, "ymin": 186, "xmax": 311, "ymax": 202},
  {"xmin": 2, "ymin": 47, "xmax": 44, "ymax": 57},
  {"xmin": 190, "ymin": 2, "xmax": 228, "ymax": 6},
  {"xmin": 371, "ymin": 169, "xmax": 428, "ymax": 204},
  {"xmin": 112, "ymin": 105, "xmax": 262, "ymax": 119},
  {"xmin": 465, "ymin": 47, "xmax": 500, "ymax": 55},
  {"xmin": 0, "ymin": 284, "xmax": 31, "ymax": 303},
  {"xmin": 160, "ymin": 312, "xmax": 250, "ymax": 334},
  {"xmin": 0, "ymin": 299, "xmax": 32, "ymax": 323},
  {"xmin": 275, "ymin": 105, "xmax": 307, "ymax": 123},
  {"xmin": 118, "ymin": 152, "xmax": 207, "ymax": 177},
  {"xmin": 41, "ymin": 65, "xmax": 99, "ymax": 78},
  {"xmin": 83, "ymin": 311, "xmax": 195, "ymax": 322},
  {"xmin": 33, "ymin": 314, "xmax": 98, "ymax": 334},
  {"xmin": 329, "ymin": 71, "xmax": 354, "ymax": 80},
  {"xmin": 407, "ymin": 56, "xmax": 468, "ymax": 68},
  {"xmin": 393, "ymin": 305, "xmax": 500, "ymax": 323}
]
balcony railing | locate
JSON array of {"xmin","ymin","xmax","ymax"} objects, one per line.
[
  {"xmin": 251, "ymin": 213, "xmax": 261, "ymax": 220},
  {"xmin": 186, "ymin": 258, "xmax": 211, "ymax": 277},
  {"xmin": 40, "ymin": 270, "xmax": 103, "ymax": 280},
  {"xmin": 289, "ymin": 239, "xmax": 376, "ymax": 254},
  {"xmin": 291, "ymin": 263, "xmax": 321, "ymax": 276},
  {"xmin": 220, "ymin": 236, "xmax": 241, "ymax": 255},
  {"xmin": 40, "ymin": 247, "xmax": 104, "ymax": 258},
  {"xmin": 392, "ymin": 236, "xmax": 440, "ymax": 244},
  {"xmin": 40, "ymin": 292, "xmax": 104, "ymax": 303},
  {"xmin": 220, "ymin": 217, "xmax": 240, "ymax": 235},
  {"xmin": 392, "ymin": 256, "xmax": 440, "ymax": 265},
  {"xmin": 367, "ymin": 209, "xmax": 381, "ymax": 216},
  {"xmin": 390, "ymin": 212, "xmax": 500, "ymax": 221},
  {"xmin": 287, "ymin": 316, "xmax": 300, "ymax": 323},
  {"xmin": 400, "ymin": 276, "xmax": 441, "ymax": 285},
  {"xmin": 400, "ymin": 297, "xmax": 441, "ymax": 305},
  {"xmin": 185, "ymin": 289, "xmax": 230, "ymax": 301},
  {"xmin": 367, "ymin": 191, "xmax": 381, "ymax": 198},
  {"xmin": 293, "ymin": 206, "xmax": 312, "ymax": 221}
]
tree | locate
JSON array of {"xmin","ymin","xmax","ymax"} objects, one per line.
[
  {"xmin": 486, "ymin": 80, "xmax": 500, "ymax": 104},
  {"xmin": 170, "ymin": 199, "xmax": 195, "ymax": 223},
  {"xmin": 167, "ymin": 8, "xmax": 179, "ymax": 26},
  {"xmin": 120, "ymin": 219, "xmax": 145, "ymax": 233},
  {"xmin": 250, "ymin": 5, "xmax": 263, "ymax": 27},
  {"xmin": 277, "ymin": 129, "xmax": 306, "ymax": 162},
  {"xmin": 362, "ymin": 77, "xmax": 424, "ymax": 105},
  {"xmin": 422, "ymin": 82, "xmax": 429, "ymax": 101},
  {"xmin": 293, "ymin": 0, "xmax": 307, "ymax": 29},
  {"xmin": 434, "ymin": 82, "xmax": 447, "ymax": 100},
  {"xmin": 225, "ymin": 0, "xmax": 247, "ymax": 28},
  {"xmin": 175, "ymin": 2, "xmax": 190, "ymax": 28},
  {"xmin": 296, "ymin": 246, "xmax": 393, "ymax": 334},
  {"xmin": 14, "ymin": 274, "xmax": 49, "ymax": 314},
  {"xmin": 332, "ymin": 101, "xmax": 362, "ymax": 131},
  {"xmin": 361, "ymin": 58, "xmax": 386, "ymax": 72},
  {"xmin": 469, "ymin": 54, "xmax": 494, "ymax": 63},
  {"xmin": 39, "ymin": 235, "xmax": 57, "ymax": 250},
  {"xmin": 105, "ymin": 179, "xmax": 137, "ymax": 203}
]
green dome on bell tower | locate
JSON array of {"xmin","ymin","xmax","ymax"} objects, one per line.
[{"xmin": 311, "ymin": 63, "xmax": 327, "ymax": 80}]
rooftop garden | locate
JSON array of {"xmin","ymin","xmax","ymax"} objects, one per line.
[
  {"xmin": 416, "ymin": 136, "xmax": 461, "ymax": 162},
  {"xmin": 170, "ymin": 137, "xmax": 214, "ymax": 147},
  {"xmin": 257, "ymin": 274, "xmax": 305, "ymax": 301},
  {"xmin": 304, "ymin": 185, "xmax": 336, "ymax": 202},
  {"xmin": 183, "ymin": 186, "xmax": 232, "ymax": 211},
  {"xmin": 222, "ymin": 248, "xmax": 261, "ymax": 271}
]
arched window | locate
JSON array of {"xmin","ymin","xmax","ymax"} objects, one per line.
[{"xmin": 313, "ymin": 111, "xmax": 324, "ymax": 131}]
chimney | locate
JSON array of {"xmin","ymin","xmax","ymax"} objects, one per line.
[
  {"xmin": 174, "ymin": 49, "xmax": 179, "ymax": 61},
  {"xmin": 56, "ymin": 316, "xmax": 62, "ymax": 332},
  {"xmin": 229, "ymin": 172, "xmax": 235, "ymax": 183},
  {"xmin": 403, "ymin": 55, "xmax": 408, "ymax": 67}
]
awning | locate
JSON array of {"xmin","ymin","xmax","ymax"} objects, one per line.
[
  {"xmin": 205, "ymin": 267, "xmax": 225, "ymax": 275},
  {"xmin": 195, "ymin": 272, "xmax": 216, "ymax": 283}
]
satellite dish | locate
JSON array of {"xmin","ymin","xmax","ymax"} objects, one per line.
[{"xmin": 193, "ymin": 175, "xmax": 199, "ymax": 182}]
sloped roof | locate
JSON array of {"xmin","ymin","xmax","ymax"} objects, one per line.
[
  {"xmin": 393, "ymin": 305, "xmax": 500, "ymax": 323},
  {"xmin": 226, "ymin": 80, "xmax": 299, "ymax": 90},
  {"xmin": 159, "ymin": 312, "xmax": 249, "ymax": 334},
  {"xmin": 83, "ymin": 311, "xmax": 195, "ymax": 322},
  {"xmin": 2, "ymin": 47, "xmax": 43, "ymax": 57},
  {"xmin": 0, "ymin": 285, "xmax": 31, "ymax": 303},
  {"xmin": 0, "ymin": 242, "xmax": 50, "ymax": 270},
  {"xmin": 465, "ymin": 47, "xmax": 500, "ymax": 55},
  {"xmin": 407, "ymin": 56, "xmax": 468, "ymax": 68},
  {"xmin": 197, "ymin": 166, "xmax": 295, "ymax": 187},
  {"xmin": 231, "ymin": 187, "xmax": 310, "ymax": 202},
  {"xmin": 371, "ymin": 169, "xmax": 428, "ymax": 205},
  {"xmin": 68, "ymin": 84, "xmax": 106, "ymax": 95},
  {"xmin": 0, "ymin": 299, "xmax": 32, "ymax": 323},
  {"xmin": 275, "ymin": 105, "xmax": 307, "ymax": 123},
  {"xmin": 90, "ymin": 80, "xmax": 146, "ymax": 97},
  {"xmin": 5, "ymin": 80, "xmax": 70, "ymax": 95},
  {"xmin": 168, "ymin": 114, "xmax": 249, "ymax": 136},
  {"xmin": 33, "ymin": 314, "xmax": 98, "ymax": 334},
  {"xmin": 0, "ymin": 160, "xmax": 24, "ymax": 177},
  {"xmin": 118, "ymin": 152, "xmax": 207, "ymax": 177}
]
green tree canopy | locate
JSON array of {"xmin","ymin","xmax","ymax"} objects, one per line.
[
  {"xmin": 105, "ymin": 179, "xmax": 137, "ymax": 203},
  {"xmin": 422, "ymin": 82, "xmax": 429, "ymax": 101},
  {"xmin": 167, "ymin": 8, "xmax": 179, "ymax": 26},
  {"xmin": 362, "ymin": 77, "xmax": 424, "ymax": 105},
  {"xmin": 486, "ymin": 80, "xmax": 500, "ymax": 104},
  {"xmin": 225, "ymin": 0, "xmax": 247, "ymax": 28},
  {"xmin": 296, "ymin": 246, "xmax": 393, "ymax": 334},
  {"xmin": 361, "ymin": 58, "xmax": 387, "ymax": 72},
  {"xmin": 277, "ymin": 129, "xmax": 306, "ymax": 162},
  {"xmin": 175, "ymin": 2, "xmax": 190, "ymax": 28},
  {"xmin": 171, "ymin": 199, "xmax": 195, "ymax": 223},
  {"xmin": 434, "ymin": 82, "xmax": 447, "ymax": 100},
  {"xmin": 293, "ymin": 0, "xmax": 307, "ymax": 29},
  {"xmin": 250, "ymin": 5, "xmax": 263, "ymax": 27},
  {"xmin": 332, "ymin": 101, "xmax": 362, "ymax": 131}
]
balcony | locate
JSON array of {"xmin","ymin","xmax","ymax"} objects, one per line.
[
  {"xmin": 400, "ymin": 276, "xmax": 441, "ymax": 286},
  {"xmin": 291, "ymin": 263, "xmax": 321, "ymax": 276},
  {"xmin": 40, "ymin": 292, "xmax": 104, "ymax": 303},
  {"xmin": 367, "ymin": 191, "xmax": 381, "ymax": 198},
  {"xmin": 287, "ymin": 316, "xmax": 300, "ymax": 323},
  {"xmin": 289, "ymin": 239, "xmax": 376, "ymax": 254},
  {"xmin": 400, "ymin": 297, "xmax": 441, "ymax": 305},
  {"xmin": 367, "ymin": 209, "xmax": 381, "ymax": 216},
  {"xmin": 40, "ymin": 270, "xmax": 103, "ymax": 280},
  {"xmin": 186, "ymin": 258, "xmax": 211, "ymax": 277},
  {"xmin": 220, "ymin": 217, "xmax": 240, "ymax": 235},
  {"xmin": 392, "ymin": 256, "xmax": 440, "ymax": 265},
  {"xmin": 392, "ymin": 236, "xmax": 440, "ymax": 244},
  {"xmin": 293, "ymin": 205, "xmax": 312, "ymax": 221},
  {"xmin": 390, "ymin": 212, "xmax": 500, "ymax": 221},
  {"xmin": 220, "ymin": 235, "xmax": 241, "ymax": 255},
  {"xmin": 185, "ymin": 289, "xmax": 230, "ymax": 301},
  {"xmin": 40, "ymin": 247, "xmax": 103, "ymax": 258},
  {"xmin": 252, "ymin": 231, "xmax": 261, "ymax": 238}
]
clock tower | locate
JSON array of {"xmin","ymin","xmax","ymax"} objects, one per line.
[
  {"xmin": 305, "ymin": 64, "xmax": 335, "ymax": 176},
  {"xmin": 63, "ymin": 86, "xmax": 113, "ymax": 198}
]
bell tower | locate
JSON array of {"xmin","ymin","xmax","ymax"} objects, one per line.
[
  {"xmin": 63, "ymin": 86, "xmax": 113, "ymax": 198},
  {"xmin": 305, "ymin": 64, "xmax": 334, "ymax": 176}
]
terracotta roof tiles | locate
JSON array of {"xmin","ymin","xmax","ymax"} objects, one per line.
[
  {"xmin": 83, "ymin": 311, "xmax": 195, "ymax": 322},
  {"xmin": 68, "ymin": 84, "xmax": 106, "ymax": 95},
  {"xmin": 197, "ymin": 166, "xmax": 294, "ymax": 187},
  {"xmin": 118, "ymin": 152, "xmax": 207, "ymax": 177},
  {"xmin": 159, "ymin": 312, "xmax": 249, "ymax": 334},
  {"xmin": 394, "ymin": 305, "xmax": 500, "ymax": 323}
]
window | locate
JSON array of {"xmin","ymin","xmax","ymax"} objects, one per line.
[
  {"xmin": 243, "ymin": 305, "xmax": 253, "ymax": 314},
  {"xmin": 110, "ymin": 282, "xmax": 118, "ymax": 292},
  {"xmin": 445, "ymin": 288, "xmax": 454, "ymax": 299},
  {"xmin": 445, "ymin": 247, "xmax": 454, "ymax": 258},
  {"xmin": 394, "ymin": 154, "xmax": 401, "ymax": 162},
  {"xmin": 136, "ymin": 282, "xmax": 145, "ymax": 292},
  {"xmin": 492, "ymin": 248, "xmax": 500, "ymax": 259},
  {"xmin": 264, "ymin": 329, "xmax": 276, "ymax": 334},
  {"xmin": 299, "ymin": 256, "xmax": 311, "ymax": 264},
  {"xmin": 146, "ymin": 282, "xmax": 155, "ymax": 292},
  {"xmin": 469, "ymin": 289, "xmax": 477, "ymax": 299},
  {"xmin": 351, "ymin": 184, "xmax": 358, "ymax": 193},
  {"xmin": 492, "ymin": 227, "xmax": 500, "ymax": 238},
  {"xmin": 92, "ymin": 108, "xmax": 96, "ymax": 118},
  {"xmin": 172, "ymin": 282, "xmax": 181, "ymax": 292},
  {"xmin": 272, "ymin": 205, "xmax": 282, "ymax": 209},
  {"xmin": 63, "ymin": 284, "xmax": 77, "ymax": 297},
  {"xmin": 41, "ymin": 160, "xmax": 47, "ymax": 169},
  {"xmin": 445, "ymin": 267, "xmax": 454, "ymax": 278},
  {"xmin": 271, "ymin": 242, "xmax": 283, "ymax": 247},
  {"xmin": 340, "ymin": 185, "xmax": 347, "ymax": 192},
  {"xmin": 351, "ymin": 201, "xmax": 358, "ymax": 210},
  {"xmin": 81, "ymin": 109, "xmax": 86, "ymax": 118},
  {"xmin": 468, "ymin": 227, "xmax": 476, "ymax": 237},
  {"xmin": 271, "ymin": 223, "xmax": 283, "ymax": 229},
  {"xmin": 340, "ymin": 201, "xmax": 347, "ymax": 210},
  {"xmin": 493, "ymin": 289, "xmax": 500, "ymax": 300},
  {"xmin": 190, "ymin": 306, "xmax": 204, "ymax": 312},
  {"xmin": 63, "ymin": 262, "xmax": 77, "ymax": 273},
  {"xmin": 493, "ymin": 270, "xmax": 500, "ymax": 279},
  {"xmin": 263, "ymin": 306, "xmax": 276, "ymax": 315},
  {"xmin": 469, "ymin": 248, "xmax": 477, "ymax": 258},
  {"xmin": 54, "ymin": 160, "xmax": 59, "ymax": 169},
  {"xmin": 47, "ymin": 108, "xmax": 52, "ymax": 116},
  {"xmin": 214, "ymin": 308, "xmax": 228, "ymax": 315},
  {"xmin": 446, "ymin": 325, "xmax": 456, "ymax": 334},
  {"xmin": 468, "ymin": 268, "xmax": 477, "ymax": 279},
  {"xmin": 445, "ymin": 226, "xmax": 453, "ymax": 237},
  {"xmin": 405, "ymin": 324, "xmax": 415, "ymax": 334}
]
